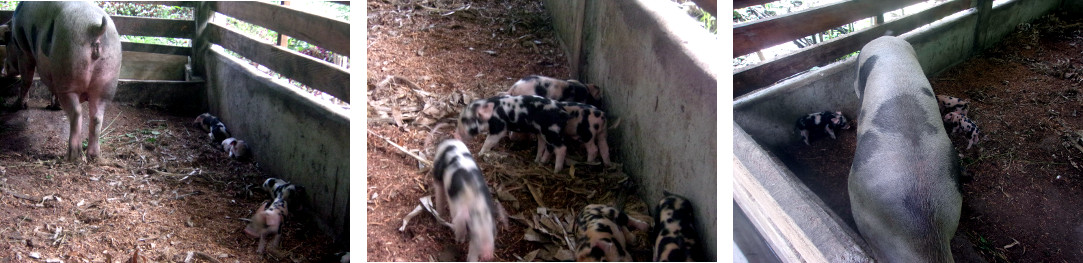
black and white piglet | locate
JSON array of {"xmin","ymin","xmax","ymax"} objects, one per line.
[
  {"xmin": 936, "ymin": 95, "xmax": 969, "ymax": 116},
  {"xmin": 195, "ymin": 113, "xmax": 231, "ymax": 143},
  {"xmin": 222, "ymin": 137, "xmax": 250, "ymax": 160},
  {"xmin": 943, "ymin": 112, "xmax": 981, "ymax": 149},
  {"xmin": 432, "ymin": 139, "xmax": 508, "ymax": 262},
  {"xmin": 653, "ymin": 192, "xmax": 700, "ymax": 262},
  {"xmin": 795, "ymin": 111, "xmax": 851, "ymax": 145},
  {"xmin": 538, "ymin": 101, "xmax": 611, "ymax": 167},
  {"xmin": 575, "ymin": 204, "xmax": 651, "ymax": 262},
  {"xmin": 246, "ymin": 178, "xmax": 301, "ymax": 254},
  {"xmin": 505, "ymin": 75, "xmax": 602, "ymax": 107},
  {"xmin": 456, "ymin": 95, "xmax": 571, "ymax": 173}
]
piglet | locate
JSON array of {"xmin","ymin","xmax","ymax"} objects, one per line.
[
  {"xmin": 194, "ymin": 113, "xmax": 220, "ymax": 131},
  {"xmin": 794, "ymin": 111, "xmax": 851, "ymax": 145},
  {"xmin": 653, "ymin": 192, "xmax": 700, "ymax": 262},
  {"xmin": 538, "ymin": 101, "xmax": 611, "ymax": 167},
  {"xmin": 456, "ymin": 95, "xmax": 571, "ymax": 173},
  {"xmin": 210, "ymin": 122, "xmax": 231, "ymax": 144},
  {"xmin": 245, "ymin": 200, "xmax": 285, "ymax": 254},
  {"xmin": 943, "ymin": 112, "xmax": 981, "ymax": 150},
  {"xmin": 246, "ymin": 178, "xmax": 301, "ymax": 254},
  {"xmin": 505, "ymin": 75, "xmax": 602, "ymax": 107},
  {"xmin": 936, "ymin": 95, "xmax": 969, "ymax": 116},
  {"xmin": 222, "ymin": 137, "xmax": 250, "ymax": 160},
  {"xmin": 431, "ymin": 139, "xmax": 507, "ymax": 261},
  {"xmin": 575, "ymin": 204, "xmax": 650, "ymax": 262}
]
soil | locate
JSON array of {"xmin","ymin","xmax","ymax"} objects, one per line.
[
  {"xmin": 0, "ymin": 98, "xmax": 336, "ymax": 262},
  {"xmin": 778, "ymin": 12, "xmax": 1083, "ymax": 262},
  {"xmin": 367, "ymin": 0, "xmax": 656, "ymax": 261}
]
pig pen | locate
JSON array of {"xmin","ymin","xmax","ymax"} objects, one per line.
[
  {"xmin": 735, "ymin": 7, "xmax": 1083, "ymax": 263},
  {"xmin": 0, "ymin": 97, "xmax": 336, "ymax": 261},
  {"xmin": 365, "ymin": 0, "xmax": 704, "ymax": 261}
]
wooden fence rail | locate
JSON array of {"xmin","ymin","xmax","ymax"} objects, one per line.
[
  {"xmin": 734, "ymin": 0, "xmax": 972, "ymax": 96},
  {"xmin": 734, "ymin": 0, "xmax": 926, "ymax": 58},
  {"xmin": 210, "ymin": 1, "xmax": 350, "ymax": 56},
  {"xmin": 733, "ymin": 0, "xmax": 980, "ymax": 98},
  {"xmin": 204, "ymin": 22, "xmax": 349, "ymax": 103}
]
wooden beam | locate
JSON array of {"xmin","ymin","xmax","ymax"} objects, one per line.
[
  {"xmin": 329, "ymin": 1, "xmax": 350, "ymax": 6},
  {"xmin": 119, "ymin": 1, "xmax": 195, "ymax": 8},
  {"xmin": 211, "ymin": 1, "xmax": 349, "ymax": 56},
  {"xmin": 205, "ymin": 22, "xmax": 348, "ymax": 103},
  {"xmin": 112, "ymin": 15, "xmax": 194, "ymax": 39},
  {"xmin": 733, "ymin": 0, "xmax": 926, "ymax": 58},
  {"xmin": 122, "ymin": 41, "xmax": 192, "ymax": 56},
  {"xmin": 734, "ymin": 0, "xmax": 775, "ymax": 10},
  {"xmin": 733, "ymin": 0, "xmax": 971, "ymax": 97}
]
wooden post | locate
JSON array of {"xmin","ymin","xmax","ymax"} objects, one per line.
[
  {"xmin": 192, "ymin": 1, "xmax": 213, "ymax": 78},
  {"xmin": 277, "ymin": 1, "xmax": 290, "ymax": 48},
  {"xmin": 972, "ymin": 0, "xmax": 993, "ymax": 54}
]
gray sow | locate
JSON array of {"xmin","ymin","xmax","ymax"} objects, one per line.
[
  {"xmin": 850, "ymin": 36, "xmax": 962, "ymax": 263},
  {"xmin": 2, "ymin": 1, "xmax": 122, "ymax": 163}
]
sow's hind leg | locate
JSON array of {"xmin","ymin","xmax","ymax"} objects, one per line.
[
  {"xmin": 86, "ymin": 91, "xmax": 110, "ymax": 163},
  {"xmin": 56, "ymin": 92, "xmax": 85, "ymax": 163}
]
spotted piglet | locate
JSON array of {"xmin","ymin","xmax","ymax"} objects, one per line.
[
  {"xmin": 222, "ymin": 138, "xmax": 250, "ymax": 160},
  {"xmin": 653, "ymin": 192, "xmax": 700, "ymax": 262},
  {"xmin": 432, "ymin": 139, "xmax": 507, "ymax": 261},
  {"xmin": 936, "ymin": 95, "xmax": 969, "ymax": 116},
  {"xmin": 575, "ymin": 204, "xmax": 651, "ymax": 262},
  {"xmin": 538, "ymin": 101, "xmax": 610, "ymax": 167},
  {"xmin": 795, "ymin": 111, "xmax": 851, "ymax": 145},
  {"xmin": 943, "ymin": 112, "xmax": 981, "ymax": 150},
  {"xmin": 246, "ymin": 178, "xmax": 301, "ymax": 254},
  {"xmin": 195, "ymin": 113, "xmax": 231, "ymax": 144},
  {"xmin": 456, "ymin": 95, "xmax": 571, "ymax": 173},
  {"xmin": 505, "ymin": 75, "xmax": 602, "ymax": 107}
]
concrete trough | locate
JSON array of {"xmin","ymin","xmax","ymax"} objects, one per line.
[{"xmin": 733, "ymin": 0, "xmax": 1059, "ymax": 261}]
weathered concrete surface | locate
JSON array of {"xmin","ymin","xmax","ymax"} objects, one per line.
[
  {"xmin": 203, "ymin": 46, "xmax": 350, "ymax": 243},
  {"xmin": 544, "ymin": 0, "xmax": 718, "ymax": 260}
]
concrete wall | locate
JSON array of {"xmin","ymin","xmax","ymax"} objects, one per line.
[
  {"xmin": 544, "ymin": 0, "xmax": 718, "ymax": 260},
  {"xmin": 203, "ymin": 45, "xmax": 350, "ymax": 243}
]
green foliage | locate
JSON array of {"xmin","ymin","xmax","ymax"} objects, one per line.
[{"xmin": 96, "ymin": 1, "xmax": 193, "ymax": 20}]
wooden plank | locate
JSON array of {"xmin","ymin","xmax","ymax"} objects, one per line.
[
  {"xmin": 733, "ymin": 0, "xmax": 926, "ymax": 57},
  {"xmin": 121, "ymin": 51, "xmax": 188, "ymax": 80},
  {"xmin": 734, "ymin": 0, "xmax": 775, "ymax": 10},
  {"xmin": 119, "ymin": 1, "xmax": 195, "ymax": 8},
  {"xmin": 733, "ymin": 0, "xmax": 971, "ymax": 97},
  {"xmin": 212, "ymin": 1, "xmax": 349, "ymax": 56},
  {"xmin": 330, "ymin": 1, "xmax": 350, "ymax": 6},
  {"xmin": 0, "ymin": 10, "xmax": 10, "ymax": 24},
  {"xmin": 112, "ymin": 15, "xmax": 194, "ymax": 39},
  {"xmin": 205, "ymin": 22, "xmax": 349, "ymax": 103},
  {"xmin": 122, "ymin": 41, "xmax": 192, "ymax": 56}
]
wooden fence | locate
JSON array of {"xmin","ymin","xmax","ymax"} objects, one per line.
[
  {"xmin": 0, "ymin": 1, "xmax": 350, "ymax": 103},
  {"xmin": 733, "ymin": 0, "xmax": 980, "ymax": 98}
]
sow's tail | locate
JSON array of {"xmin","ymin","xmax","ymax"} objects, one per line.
[{"xmin": 91, "ymin": 16, "xmax": 109, "ymax": 60}]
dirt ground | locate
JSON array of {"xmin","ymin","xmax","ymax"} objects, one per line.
[
  {"xmin": 780, "ymin": 12, "xmax": 1083, "ymax": 262},
  {"xmin": 366, "ymin": 0, "xmax": 658, "ymax": 261},
  {"xmin": 0, "ymin": 98, "xmax": 336, "ymax": 262}
]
